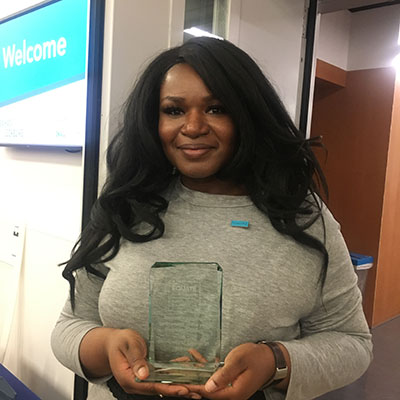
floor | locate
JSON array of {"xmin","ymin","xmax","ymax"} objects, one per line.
[{"xmin": 316, "ymin": 316, "xmax": 400, "ymax": 400}]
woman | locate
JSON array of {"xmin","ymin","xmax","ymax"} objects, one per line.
[{"xmin": 51, "ymin": 37, "xmax": 372, "ymax": 400}]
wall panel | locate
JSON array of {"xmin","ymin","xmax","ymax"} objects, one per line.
[
  {"xmin": 311, "ymin": 66, "xmax": 396, "ymax": 325},
  {"xmin": 374, "ymin": 76, "xmax": 400, "ymax": 325}
]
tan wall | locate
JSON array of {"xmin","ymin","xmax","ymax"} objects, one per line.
[
  {"xmin": 311, "ymin": 62, "xmax": 396, "ymax": 326},
  {"xmin": 373, "ymin": 76, "xmax": 400, "ymax": 325}
]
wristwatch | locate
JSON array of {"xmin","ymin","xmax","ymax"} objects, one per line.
[{"xmin": 256, "ymin": 341, "xmax": 288, "ymax": 390}]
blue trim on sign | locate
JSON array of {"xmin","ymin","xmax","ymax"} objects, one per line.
[
  {"xmin": 0, "ymin": 72, "xmax": 85, "ymax": 107},
  {"xmin": 0, "ymin": 0, "xmax": 61, "ymax": 25}
]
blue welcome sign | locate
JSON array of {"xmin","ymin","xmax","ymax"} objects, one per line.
[{"xmin": 0, "ymin": 0, "xmax": 88, "ymax": 107}]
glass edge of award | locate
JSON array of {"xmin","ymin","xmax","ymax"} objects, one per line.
[{"xmin": 138, "ymin": 262, "xmax": 223, "ymax": 385}]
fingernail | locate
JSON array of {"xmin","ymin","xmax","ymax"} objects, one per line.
[
  {"xmin": 178, "ymin": 390, "xmax": 188, "ymax": 396},
  {"xmin": 205, "ymin": 379, "xmax": 217, "ymax": 392},
  {"xmin": 137, "ymin": 366, "xmax": 146, "ymax": 378},
  {"xmin": 190, "ymin": 394, "xmax": 202, "ymax": 399}
]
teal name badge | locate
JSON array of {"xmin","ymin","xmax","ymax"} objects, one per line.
[{"xmin": 231, "ymin": 220, "xmax": 249, "ymax": 228}]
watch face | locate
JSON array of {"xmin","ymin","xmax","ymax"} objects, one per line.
[{"xmin": 275, "ymin": 367, "xmax": 289, "ymax": 380}]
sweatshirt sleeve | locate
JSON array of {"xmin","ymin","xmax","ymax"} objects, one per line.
[
  {"xmin": 275, "ymin": 206, "xmax": 373, "ymax": 400},
  {"xmin": 51, "ymin": 266, "xmax": 108, "ymax": 380}
]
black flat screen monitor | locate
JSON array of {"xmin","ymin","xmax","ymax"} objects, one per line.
[{"xmin": 0, "ymin": 0, "xmax": 92, "ymax": 148}]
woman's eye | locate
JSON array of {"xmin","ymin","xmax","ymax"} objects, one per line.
[
  {"xmin": 162, "ymin": 106, "xmax": 183, "ymax": 116},
  {"xmin": 207, "ymin": 105, "xmax": 226, "ymax": 114}
]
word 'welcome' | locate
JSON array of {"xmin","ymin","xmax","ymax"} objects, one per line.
[{"xmin": 2, "ymin": 37, "xmax": 67, "ymax": 69}]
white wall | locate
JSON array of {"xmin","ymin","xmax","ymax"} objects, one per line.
[
  {"xmin": 348, "ymin": 5, "xmax": 400, "ymax": 71},
  {"xmin": 234, "ymin": 0, "xmax": 306, "ymax": 121},
  {"xmin": 0, "ymin": 148, "xmax": 81, "ymax": 399},
  {"xmin": 316, "ymin": 5, "xmax": 400, "ymax": 71},
  {"xmin": 318, "ymin": 0, "xmax": 388, "ymax": 14},
  {"xmin": 316, "ymin": 10, "xmax": 351, "ymax": 70}
]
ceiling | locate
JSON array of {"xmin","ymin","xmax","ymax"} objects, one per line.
[{"xmin": 318, "ymin": 0, "xmax": 400, "ymax": 13}]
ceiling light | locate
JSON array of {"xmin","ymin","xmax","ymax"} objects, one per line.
[{"xmin": 183, "ymin": 27, "xmax": 223, "ymax": 40}]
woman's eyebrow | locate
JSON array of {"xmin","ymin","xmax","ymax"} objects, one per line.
[
  {"xmin": 160, "ymin": 95, "xmax": 218, "ymax": 103},
  {"xmin": 160, "ymin": 95, "xmax": 184, "ymax": 103}
]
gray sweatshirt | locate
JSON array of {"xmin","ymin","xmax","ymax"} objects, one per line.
[{"xmin": 51, "ymin": 180, "xmax": 372, "ymax": 400}]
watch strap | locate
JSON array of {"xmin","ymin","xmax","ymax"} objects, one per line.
[{"xmin": 256, "ymin": 341, "xmax": 288, "ymax": 391}]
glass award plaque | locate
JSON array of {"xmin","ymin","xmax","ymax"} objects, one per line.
[{"xmin": 144, "ymin": 262, "xmax": 223, "ymax": 384}]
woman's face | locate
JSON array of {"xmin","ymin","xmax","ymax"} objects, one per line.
[{"xmin": 158, "ymin": 63, "xmax": 238, "ymax": 194}]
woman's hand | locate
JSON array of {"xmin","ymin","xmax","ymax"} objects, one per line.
[
  {"xmin": 183, "ymin": 342, "xmax": 281, "ymax": 400},
  {"xmin": 80, "ymin": 327, "xmax": 196, "ymax": 398}
]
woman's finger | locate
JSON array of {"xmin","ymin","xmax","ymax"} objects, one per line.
[
  {"xmin": 188, "ymin": 348, "xmax": 208, "ymax": 363},
  {"xmin": 115, "ymin": 330, "xmax": 149, "ymax": 379},
  {"xmin": 204, "ymin": 360, "xmax": 244, "ymax": 394},
  {"xmin": 171, "ymin": 356, "xmax": 191, "ymax": 362}
]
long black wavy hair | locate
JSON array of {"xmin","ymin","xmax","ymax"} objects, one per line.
[{"xmin": 63, "ymin": 37, "xmax": 328, "ymax": 308}]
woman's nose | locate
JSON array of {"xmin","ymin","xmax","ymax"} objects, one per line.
[{"xmin": 181, "ymin": 111, "xmax": 209, "ymax": 137}]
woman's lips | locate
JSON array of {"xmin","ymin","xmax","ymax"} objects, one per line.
[{"xmin": 178, "ymin": 144, "xmax": 214, "ymax": 158}]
